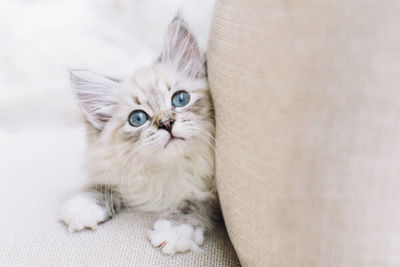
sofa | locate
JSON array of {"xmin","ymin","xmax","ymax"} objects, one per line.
[{"xmin": 3, "ymin": 0, "xmax": 400, "ymax": 266}]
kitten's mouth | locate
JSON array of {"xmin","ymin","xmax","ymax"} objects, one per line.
[{"xmin": 164, "ymin": 135, "xmax": 185, "ymax": 148}]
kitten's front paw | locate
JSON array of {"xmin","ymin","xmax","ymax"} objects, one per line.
[
  {"xmin": 59, "ymin": 193, "xmax": 108, "ymax": 233},
  {"xmin": 148, "ymin": 219, "xmax": 204, "ymax": 255}
]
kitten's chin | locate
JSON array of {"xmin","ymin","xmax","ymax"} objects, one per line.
[{"xmin": 163, "ymin": 135, "xmax": 185, "ymax": 149}]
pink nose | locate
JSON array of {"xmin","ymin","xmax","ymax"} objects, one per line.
[{"xmin": 158, "ymin": 119, "xmax": 174, "ymax": 133}]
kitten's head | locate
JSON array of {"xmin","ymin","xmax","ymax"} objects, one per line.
[{"xmin": 69, "ymin": 16, "xmax": 214, "ymax": 163}]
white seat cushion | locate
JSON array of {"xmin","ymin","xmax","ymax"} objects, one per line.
[{"xmin": 0, "ymin": 126, "xmax": 239, "ymax": 266}]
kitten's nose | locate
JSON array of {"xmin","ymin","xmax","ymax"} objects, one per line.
[{"xmin": 158, "ymin": 118, "xmax": 174, "ymax": 133}]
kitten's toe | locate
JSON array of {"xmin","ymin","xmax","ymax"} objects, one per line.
[
  {"xmin": 59, "ymin": 193, "xmax": 108, "ymax": 233},
  {"xmin": 148, "ymin": 219, "xmax": 204, "ymax": 255},
  {"xmin": 193, "ymin": 227, "xmax": 204, "ymax": 245}
]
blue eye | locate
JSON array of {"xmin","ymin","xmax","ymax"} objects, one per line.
[
  {"xmin": 128, "ymin": 110, "xmax": 148, "ymax": 127},
  {"xmin": 172, "ymin": 91, "xmax": 190, "ymax": 107}
]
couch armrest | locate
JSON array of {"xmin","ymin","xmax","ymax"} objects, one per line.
[{"xmin": 208, "ymin": 1, "xmax": 400, "ymax": 266}]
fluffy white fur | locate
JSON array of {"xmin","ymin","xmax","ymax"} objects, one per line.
[
  {"xmin": 148, "ymin": 219, "xmax": 204, "ymax": 254},
  {"xmin": 59, "ymin": 15, "xmax": 216, "ymax": 255},
  {"xmin": 60, "ymin": 192, "xmax": 108, "ymax": 233}
]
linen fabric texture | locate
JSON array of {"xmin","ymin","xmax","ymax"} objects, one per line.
[{"xmin": 208, "ymin": 0, "xmax": 400, "ymax": 266}]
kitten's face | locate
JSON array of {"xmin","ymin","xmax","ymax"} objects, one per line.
[
  {"xmin": 114, "ymin": 65, "xmax": 213, "ymax": 157},
  {"xmin": 70, "ymin": 16, "xmax": 214, "ymax": 161}
]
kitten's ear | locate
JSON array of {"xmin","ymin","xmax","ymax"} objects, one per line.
[
  {"xmin": 68, "ymin": 69, "xmax": 120, "ymax": 130},
  {"xmin": 160, "ymin": 15, "xmax": 205, "ymax": 78}
]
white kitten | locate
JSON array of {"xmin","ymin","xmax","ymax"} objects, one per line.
[{"xmin": 59, "ymin": 15, "xmax": 217, "ymax": 255}]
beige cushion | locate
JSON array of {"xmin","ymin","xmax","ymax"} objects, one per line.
[
  {"xmin": 208, "ymin": 0, "xmax": 400, "ymax": 266},
  {"xmin": 0, "ymin": 127, "xmax": 240, "ymax": 266}
]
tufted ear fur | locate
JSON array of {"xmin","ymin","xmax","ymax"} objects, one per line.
[
  {"xmin": 159, "ymin": 15, "xmax": 205, "ymax": 78},
  {"xmin": 69, "ymin": 69, "xmax": 120, "ymax": 130}
]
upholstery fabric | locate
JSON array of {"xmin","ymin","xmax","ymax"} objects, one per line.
[
  {"xmin": 0, "ymin": 127, "xmax": 240, "ymax": 267},
  {"xmin": 208, "ymin": 0, "xmax": 400, "ymax": 266}
]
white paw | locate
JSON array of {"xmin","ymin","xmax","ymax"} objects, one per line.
[
  {"xmin": 148, "ymin": 219, "xmax": 204, "ymax": 255},
  {"xmin": 59, "ymin": 193, "xmax": 108, "ymax": 233}
]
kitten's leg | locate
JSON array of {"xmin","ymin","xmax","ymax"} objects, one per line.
[
  {"xmin": 59, "ymin": 185, "xmax": 123, "ymax": 233},
  {"xmin": 148, "ymin": 200, "xmax": 216, "ymax": 255}
]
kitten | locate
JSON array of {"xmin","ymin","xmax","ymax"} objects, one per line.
[{"xmin": 59, "ymin": 15, "xmax": 217, "ymax": 255}]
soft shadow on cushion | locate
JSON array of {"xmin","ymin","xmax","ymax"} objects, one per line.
[{"xmin": 208, "ymin": 0, "xmax": 400, "ymax": 266}]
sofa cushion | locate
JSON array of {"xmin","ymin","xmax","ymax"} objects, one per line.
[
  {"xmin": 208, "ymin": 0, "xmax": 400, "ymax": 266},
  {"xmin": 0, "ymin": 127, "xmax": 239, "ymax": 266}
]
